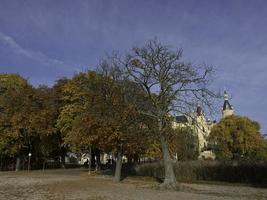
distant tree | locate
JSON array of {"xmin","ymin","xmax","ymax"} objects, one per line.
[
  {"xmin": 172, "ymin": 127, "xmax": 199, "ymax": 161},
  {"xmin": 124, "ymin": 39, "xmax": 215, "ymax": 189},
  {"xmin": 209, "ymin": 115, "xmax": 267, "ymax": 161},
  {"xmin": 144, "ymin": 124, "xmax": 199, "ymax": 161}
]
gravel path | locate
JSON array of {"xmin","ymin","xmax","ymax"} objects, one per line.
[{"xmin": 0, "ymin": 169, "xmax": 267, "ymax": 200}]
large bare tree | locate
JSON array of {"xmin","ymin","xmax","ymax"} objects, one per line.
[{"xmin": 124, "ymin": 39, "xmax": 216, "ymax": 189}]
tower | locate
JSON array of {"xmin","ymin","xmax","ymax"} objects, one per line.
[
  {"xmin": 196, "ymin": 103, "xmax": 202, "ymax": 116},
  {"xmin": 222, "ymin": 91, "xmax": 234, "ymax": 118},
  {"xmin": 194, "ymin": 104, "xmax": 208, "ymax": 152}
]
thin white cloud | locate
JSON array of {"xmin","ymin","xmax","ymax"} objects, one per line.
[{"xmin": 0, "ymin": 32, "xmax": 65, "ymax": 67}]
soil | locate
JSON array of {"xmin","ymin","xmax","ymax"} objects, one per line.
[{"xmin": 0, "ymin": 168, "xmax": 267, "ymax": 200}]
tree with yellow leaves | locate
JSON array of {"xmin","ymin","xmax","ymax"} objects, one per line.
[
  {"xmin": 209, "ymin": 115, "xmax": 267, "ymax": 161},
  {"xmin": 57, "ymin": 70, "xmax": 151, "ymax": 181}
]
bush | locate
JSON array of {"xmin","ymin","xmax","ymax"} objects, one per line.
[
  {"xmin": 135, "ymin": 162, "xmax": 164, "ymax": 180},
  {"xmin": 135, "ymin": 161, "xmax": 267, "ymax": 185}
]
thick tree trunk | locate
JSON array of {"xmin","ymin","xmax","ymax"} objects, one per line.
[
  {"xmin": 15, "ymin": 157, "xmax": 21, "ymax": 172},
  {"xmin": 159, "ymin": 119, "xmax": 178, "ymax": 190},
  {"xmin": 114, "ymin": 150, "xmax": 122, "ymax": 182}
]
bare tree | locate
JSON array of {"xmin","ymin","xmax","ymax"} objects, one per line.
[{"xmin": 123, "ymin": 39, "xmax": 216, "ymax": 189}]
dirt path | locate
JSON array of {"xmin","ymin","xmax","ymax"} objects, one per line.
[{"xmin": 0, "ymin": 169, "xmax": 267, "ymax": 200}]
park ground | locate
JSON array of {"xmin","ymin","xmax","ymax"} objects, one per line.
[{"xmin": 0, "ymin": 168, "xmax": 267, "ymax": 200}]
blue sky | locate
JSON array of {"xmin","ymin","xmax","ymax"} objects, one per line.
[{"xmin": 0, "ymin": 0, "xmax": 266, "ymax": 132}]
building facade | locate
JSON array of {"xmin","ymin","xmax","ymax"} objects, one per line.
[{"xmin": 173, "ymin": 91, "xmax": 234, "ymax": 159}]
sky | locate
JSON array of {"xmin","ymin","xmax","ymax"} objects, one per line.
[{"xmin": 0, "ymin": 0, "xmax": 266, "ymax": 132}]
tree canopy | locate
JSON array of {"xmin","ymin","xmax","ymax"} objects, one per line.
[
  {"xmin": 57, "ymin": 70, "xmax": 152, "ymax": 180},
  {"xmin": 0, "ymin": 74, "xmax": 69, "ymax": 170},
  {"xmin": 209, "ymin": 115, "xmax": 267, "ymax": 161},
  {"xmin": 0, "ymin": 74, "xmax": 37, "ymax": 156}
]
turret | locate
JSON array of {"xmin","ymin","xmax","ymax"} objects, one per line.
[
  {"xmin": 222, "ymin": 91, "xmax": 234, "ymax": 118},
  {"xmin": 196, "ymin": 103, "xmax": 202, "ymax": 116}
]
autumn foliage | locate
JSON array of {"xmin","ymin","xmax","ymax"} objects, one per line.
[{"xmin": 209, "ymin": 115, "xmax": 267, "ymax": 161}]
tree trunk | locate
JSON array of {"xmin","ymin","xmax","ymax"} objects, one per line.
[
  {"xmin": 95, "ymin": 150, "xmax": 101, "ymax": 171},
  {"xmin": 60, "ymin": 153, "xmax": 66, "ymax": 169},
  {"xmin": 60, "ymin": 158, "xmax": 65, "ymax": 168},
  {"xmin": 159, "ymin": 119, "xmax": 178, "ymax": 190},
  {"xmin": 42, "ymin": 160, "xmax": 46, "ymax": 171},
  {"xmin": 88, "ymin": 146, "xmax": 92, "ymax": 175},
  {"xmin": 114, "ymin": 149, "xmax": 122, "ymax": 182},
  {"xmin": 60, "ymin": 144, "xmax": 67, "ymax": 169},
  {"xmin": 95, "ymin": 155, "xmax": 101, "ymax": 171},
  {"xmin": 160, "ymin": 135, "xmax": 179, "ymax": 189},
  {"xmin": 0, "ymin": 153, "xmax": 3, "ymax": 171},
  {"xmin": 133, "ymin": 154, "xmax": 139, "ymax": 164},
  {"xmin": 15, "ymin": 157, "xmax": 21, "ymax": 172}
]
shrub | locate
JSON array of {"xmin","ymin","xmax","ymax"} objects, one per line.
[{"xmin": 135, "ymin": 160, "xmax": 267, "ymax": 185}]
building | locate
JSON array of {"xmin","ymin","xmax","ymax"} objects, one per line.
[
  {"xmin": 222, "ymin": 91, "xmax": 234, "ymax": 118},
  {"xmin": 173, "ymin": 91, "xmax": 234, "ymax": 159}
]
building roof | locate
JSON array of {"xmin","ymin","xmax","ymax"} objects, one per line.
[
  {"xmin": 223, "ymin": 100, "xmax": 233, "ymax": 110},
  {"xmin": 175, "ymin": 115, "xmax": 188, "ymax": 123},
  {"xmin": 223, "ymin": 91, "xmax": 233, "ymax": 110}
]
